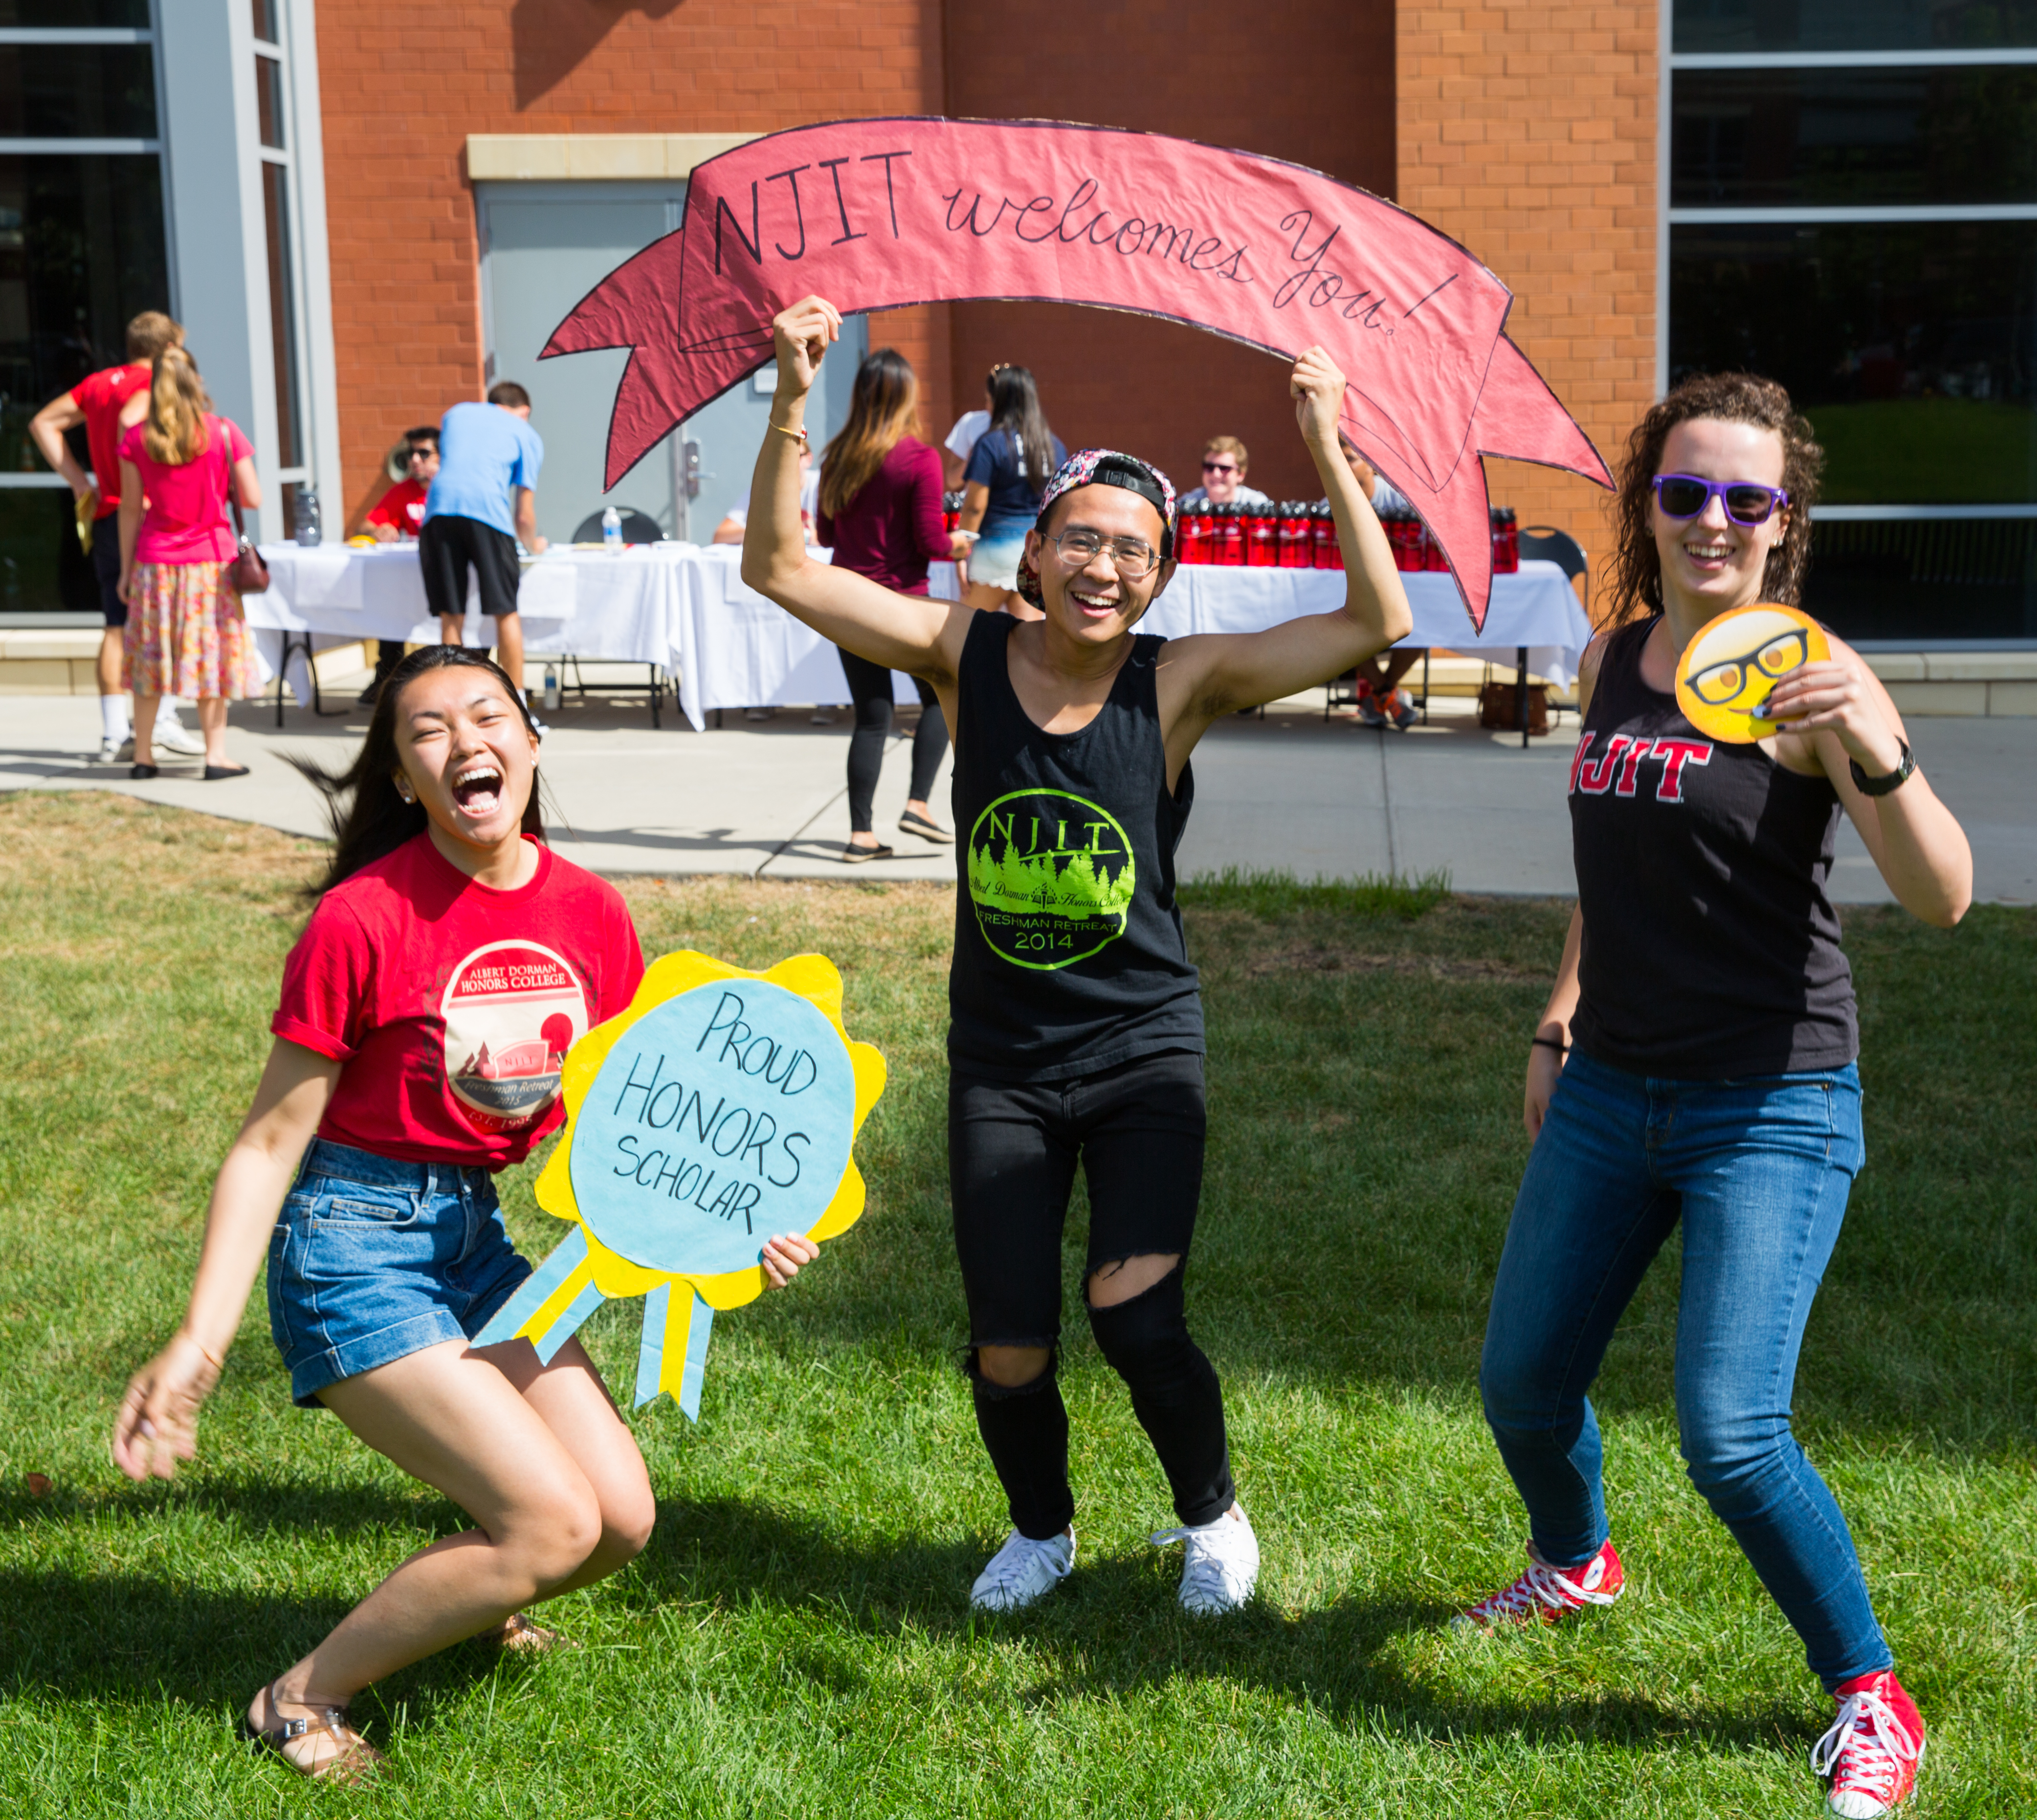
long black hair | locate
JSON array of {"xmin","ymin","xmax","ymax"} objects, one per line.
[
  {"xmin": 288, "ymin": 646, "xmax": 544, "ymax": 900},
  {"xmin": 987, "ymin": 364, "xmax": 1056, "ymax": 501}
]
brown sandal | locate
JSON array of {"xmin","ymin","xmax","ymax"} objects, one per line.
[
  {"xmin": 240, "ymin": 1678, "xmax": 386, "ymax": 1785},
  {"xmin": 491, "ymin": 1611, "xmax": 575, "ymax": 1654}
]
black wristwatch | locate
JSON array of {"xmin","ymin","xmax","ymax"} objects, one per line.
[{"xmin": 1848, "ymin": 740, "xmax": 1915, "ymax": 797}]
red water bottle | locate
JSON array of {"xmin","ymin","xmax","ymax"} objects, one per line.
[
  {"xmin": 943, "ymin": 489, "xmax": 961, "ymax": 535},
  {"xmin": 1278, "ymin": 502, "xmax": 1312, "ymax": 568},
  {"xmin": 1490, "ymin": 506, "xmax": 1521, "ymax": 574},
  {"xmin": 1422, "ymin": 520, "xmax": 1449, "ymax": 571},
  {"xmin": 1387, "ymin": 515, "xmax": 1417, "ymax": 572},
  {"xmin": 1313, "ymin": 500, "xmax": 1343, "ymax": 570},
  {"xmin": 1213, "ymin": 502, "xmax": 1245, "ymax": 566},
  {"xmin": 1177, "ymin": 506, "xmax": 1211, "ymax": 565},
  {"xmin": 1245, "ymin": 504, "xmax": 1279, "ymax": 567}
]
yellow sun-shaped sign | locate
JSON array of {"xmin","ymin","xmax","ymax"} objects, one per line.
[{"xmin": 474, "ymin": 950, "xmax": 885, "ymax": 1417}]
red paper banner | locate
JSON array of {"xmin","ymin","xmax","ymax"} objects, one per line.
[{"xmin": 545, "ymin": 118, "xmax": 1613, "ymax": 628}]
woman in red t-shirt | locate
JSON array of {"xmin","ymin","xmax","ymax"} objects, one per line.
[
  {"xmin": 117, "ymin": 345, "xmax": 263, "ymax": 780},
  {"xmin": 110, "ymin": 647, "xmax": 819, "ymax": 1786}
]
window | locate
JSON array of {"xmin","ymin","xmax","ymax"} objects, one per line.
[
  {"xmin": 1667, "ymin": 2, "xmax": 2037, "ymax": 640},
  {"xmin": 0, "ymin": 5, "xmax": 167, "ymax": 614},
  {"xmin": 251, "ymin": 0, "xmax": 305, "ymax": 533}
]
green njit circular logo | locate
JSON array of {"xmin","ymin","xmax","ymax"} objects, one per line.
[{"xmin": 966, "ymin": 789, "xmax": 1137, "ymax": 970}]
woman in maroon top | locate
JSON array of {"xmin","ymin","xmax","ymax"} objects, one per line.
[{"xmin": 815, "ymin": 347, "xmax": 969, "ymax": 861}]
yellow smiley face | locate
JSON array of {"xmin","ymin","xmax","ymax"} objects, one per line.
[{"xmin": 1674, "ymin": 603, "xmax": 1830, "ymax": 744}]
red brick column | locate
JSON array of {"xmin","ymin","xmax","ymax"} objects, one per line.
[{"xmin": 1397, "ymin": 2, "xmax": 1659, "ymax": 618}]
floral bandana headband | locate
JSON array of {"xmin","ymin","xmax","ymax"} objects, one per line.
[{"xmin": 1015, "ymin": 449, "xmax": 1177, "ymax": 607}]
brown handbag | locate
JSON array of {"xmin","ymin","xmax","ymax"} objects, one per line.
[{"xmin": 221, "ymin": 429, "xmax": 269, "ymax": 596}]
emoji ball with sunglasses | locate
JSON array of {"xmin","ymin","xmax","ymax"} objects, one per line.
[{"xmin": 1675, "ymin": 603, "xmax": 1829, "ymax": 744}]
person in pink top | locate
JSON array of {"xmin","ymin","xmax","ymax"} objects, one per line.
[
  {"xmin": 116, "ymin": 346, "xmax": 263, "ymax": 780},
  {"xmin": 814, "ymin": 347, "xmax": 970, "ymax": 861}
]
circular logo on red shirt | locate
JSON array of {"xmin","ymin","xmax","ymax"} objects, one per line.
[{"xmin": 440, "ymin": 941, "xmax": 590, "ymax": 1135}]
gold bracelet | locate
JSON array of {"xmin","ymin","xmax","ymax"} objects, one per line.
[
  {"xmin": 768, "ymin": 421, "xmax": 809, "ymax": 446},
  {"xmin": 183, "ymin": 1332, "xmax": 226, "ymax": 1371}
]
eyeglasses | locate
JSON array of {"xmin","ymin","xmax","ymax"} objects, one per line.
[
  {"xmin": 1653, "ymin": 473, "xmax": 1790, "ymax": 527},
  {"xmin": 1202, "ymin": 460, "xmax": 1239, "ymax": 477},
  {"xmin": 1047, "ymin": 527, "xmax": 1160, "ymax": 581},
  {"xmin": 1687, "ymin": 628, "xmax": 1809, "ymax": 705}
]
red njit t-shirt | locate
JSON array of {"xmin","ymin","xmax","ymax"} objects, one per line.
[
  {"xmin": 272, "ymin": 833, "xmax": 646, "ymax": 1170},
  {"xmin": 365, "ymin": 477, "xmax": 428, "ymax": 538}
]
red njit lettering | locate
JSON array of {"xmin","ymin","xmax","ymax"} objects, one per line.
[{"xmin": 1569, "ymin": 733, "xmax": 1713, "ymax": 804}]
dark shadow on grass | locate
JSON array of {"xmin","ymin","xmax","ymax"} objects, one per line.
[{"xmin": 1, "ymin": 1490, "xmax": 1818, "ymax": 1764}]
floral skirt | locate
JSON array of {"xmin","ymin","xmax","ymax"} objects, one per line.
[{"xmin": 123, "ymin": 561, "xmax": 258, "ymax": 700}]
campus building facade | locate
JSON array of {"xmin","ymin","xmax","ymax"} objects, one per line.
[{"xmin": 10, "ymin": 0, "xmax": 2036, "ymax": 660}]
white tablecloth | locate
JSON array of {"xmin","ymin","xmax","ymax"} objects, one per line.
[
  {"xmin": 246, "ymin": 543, "xmax": 1590, "ymax": 727},
  {"xmin": 673, "ymin": 545, "xmax": 919, "ymax": 730},
  {"xmin": 1133, "ymin": 560, "xmax": 1592, "ymax": 688},
  {"xmin": 244, "ymin": 542, "xmax": 686, "ymax": 702}
]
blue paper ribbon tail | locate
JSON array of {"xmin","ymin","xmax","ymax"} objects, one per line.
[
  {"xmin": 634, "ymin": 1282, "xmax": 671, "ymax": 1408},
  {"xmin": 473, "ymin": 1227, "xmax": 589, "ymax": 1349},
  {"xmin": 534, "ymin": 1276, "xmax": 606, "ymax": 1364},
  {"xmin": 678, "ymin": 1292, "xmax": 714, "ymax": 1421}
]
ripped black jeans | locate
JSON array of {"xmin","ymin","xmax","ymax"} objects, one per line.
[{"xmin": 949, "ymin": 1050, "xmax": 1235, "ymax": 1539}]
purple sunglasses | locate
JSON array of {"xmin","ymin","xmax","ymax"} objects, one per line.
[{"xmin": 1653, "ymin": 473, "xmax": 1790, "ymax": 528}]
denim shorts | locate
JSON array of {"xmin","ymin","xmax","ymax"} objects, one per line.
[
  {"xmin": 266, "ymin": 1137, "xmax": 535, "ymax": 1407},
  {"xmin": 969, "ymin": 526, "xmax": 1030, "ymax": 592}
]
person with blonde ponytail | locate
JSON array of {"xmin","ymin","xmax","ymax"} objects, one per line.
[{"xmin": 116, "ymin": 346, "xmax": 262, "ymax": 779}]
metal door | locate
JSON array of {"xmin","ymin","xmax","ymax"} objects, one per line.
[{"xmin": 478, "ymin": 183, "xmax": 864, "ymax": 545}]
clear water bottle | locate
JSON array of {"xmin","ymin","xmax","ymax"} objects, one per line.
[
  {"xmin": 601, "ymin": 505, "xmax": 622, "ymax": 551},
  {"xmin": 543, "ymin": 665, "xmax": 561, "ymax": 711},
  {"xmin": 293, "ymin": 484, "xmax": 322, "ymax": 547}
]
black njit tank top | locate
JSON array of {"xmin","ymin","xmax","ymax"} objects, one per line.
[
  {"xmin": 1568, "ymin": 616, "xmax": 1857, "ymax": 1078},
  {"xmin": 947, "ymin": 612, "xmax": 1204, "ymax": 1081}
]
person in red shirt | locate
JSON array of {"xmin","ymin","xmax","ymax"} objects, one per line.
[
  {"xmin": 109, "ymin": 647, "xmax": 823, "ymax": 1785},
  {"xmin": 355, "ymin": 427, "xmax": 440, "ymax": 704},
  {"xmin": 363, "ymin": 426, "xmax": 438, "ymax": 542},
  {"xmin": 28, "ymin": 309, "xmax": 203, "ymax": 764}
]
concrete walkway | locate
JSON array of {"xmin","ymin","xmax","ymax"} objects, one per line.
[{"xmin": 4, "ymin": 680, "xmax": 2031, "ymax": 902}]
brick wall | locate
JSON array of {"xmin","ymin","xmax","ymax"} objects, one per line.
[
  {"xmin": 313, "ymin": 0, "xmax": 948, "ymax": 527},
  {"xmin": 1396, "ymin": 2, "xmax": 1659, "ymax": 615},
  {"xmin": 943, "ymin": 0, "xmax": 1395, "ymax": 502}
]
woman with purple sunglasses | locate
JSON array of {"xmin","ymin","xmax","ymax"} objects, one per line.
[{"xmin": 1460, "ymin": 373, "xmax": 1971, "ymax": 1820}]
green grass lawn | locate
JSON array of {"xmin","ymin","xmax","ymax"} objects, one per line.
[{"xmin": 1, "ymin": 790, "xmax": 2033, "ymax": 1817}]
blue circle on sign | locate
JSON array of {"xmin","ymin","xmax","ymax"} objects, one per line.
[{"xmin": 569, "ymin": 980, "xmax": 856, "ymax": 1276}]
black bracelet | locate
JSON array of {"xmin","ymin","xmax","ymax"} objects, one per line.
[
  {"xmin": 1848, "ymin": 739, "xmax": 1915, "ymax": 798},
  {"xmin": 1530, "ymin": 1035, "xmax": 1568, "ymax": 1054}
]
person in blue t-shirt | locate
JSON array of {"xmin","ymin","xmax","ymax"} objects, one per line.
[
  {"xmin": 421, "ymin": 382, "xmax": 547, "ymax": 697},
  {"xmin": 957, "ymin": 365, "xmax": 1065, "ymax": 616}
]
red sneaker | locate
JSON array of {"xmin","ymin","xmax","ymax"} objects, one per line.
[
  {"xmin": 1454, "ymin": 1538, "xmax": 1624, "ymax": 1629},
  {"xmin": 1812, "ymin": 1670, "xmax": 1924, "ymax": 1818}
]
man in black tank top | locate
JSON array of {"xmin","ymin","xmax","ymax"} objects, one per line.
[{"xmin": 744, "ymin": 294, "xmax": 1413, "ymax": 1615}]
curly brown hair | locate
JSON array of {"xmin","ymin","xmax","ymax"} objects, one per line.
[{"xmin": 1605, "ymin": 372, "xmax": 1825, "ymax": 629}]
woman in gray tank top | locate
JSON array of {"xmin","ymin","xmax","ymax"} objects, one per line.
[
  {"xmin": 743, "ymin": 293, "xmax": 1412, "ymax": 1620},
  {"xmin": 1464, "ymin": 372, "xmax": 1971, "ymax": 1820}
]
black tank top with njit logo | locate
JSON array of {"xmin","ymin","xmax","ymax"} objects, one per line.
[
  {"xmin": 1568, "ymin": 616, "xmax": 1857, "ymax": 1078},
  {"xmin": 947, "ymin": 611, "xmax": 1203, "ymax": 1081}
]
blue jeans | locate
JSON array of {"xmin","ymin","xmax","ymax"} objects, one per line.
[
  {"xmin": 1478, "ymin": 1050, "xmax": 1889, "ymax": 1689},
  {"xmin": 267, "ymin": 1138, "xmax": 533, "ymax": 1408}
]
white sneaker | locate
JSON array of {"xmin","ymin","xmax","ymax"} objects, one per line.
[
  {"xmin": 96, "ymin": 735, "xmax": 134, "ymax": 765},
  {"xmin": 153, "ymin": 718, "xmax": 205, "ymax": 756},
  {"xmin": 1152, "ymin": 1504, "xmax": 1259, "ymax": 1615},
  {"xmin": 969, "ymin": 1526, "xmax": 1075, "ymax": 1611}
]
